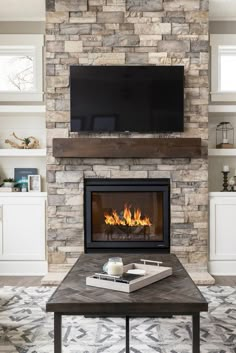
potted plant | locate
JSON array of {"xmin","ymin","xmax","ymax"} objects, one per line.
[{"xmin": 3, "ymin": 178, "xmax": 15, "ymax": 188}]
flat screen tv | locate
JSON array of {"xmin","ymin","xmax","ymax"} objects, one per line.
[{"xmin": 70, "ymin": 66, "xmax": 184, "ymax": 133}]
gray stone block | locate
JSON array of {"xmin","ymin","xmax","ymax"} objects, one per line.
[
  {"xmin": 156, "ymin": 40, "xmax": 190, "ymax": 52},
  {"xmin": 125, "ymin": 52, "xmax": 148, "ymax": 64},
  {"xmin": 60, "ymin": 24, "xmax": 91, "ymax": 35},
  {"xmin": 103, "ymin": 34, "xmax": 139, "ymax": 46},
  {"xmin": 126, "ymin": 0, "xmax": 163, "ymax": 11},
  {"xmin": 191, "ymin": 40, "xmax": 209, "ymax": 53},
  {"xmin": 97, "ymin": 12, "xmax": 124, "ymax": 23},
  {"xmin": 55, "ymin": 0, "xmax": 87, "ymax": 11}
]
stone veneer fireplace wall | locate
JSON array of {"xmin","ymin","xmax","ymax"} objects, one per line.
[{"xmin": 46, "ymin": 0, "xmax": 209, "ymax": 273}]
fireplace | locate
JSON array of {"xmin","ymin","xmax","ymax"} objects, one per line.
[{"xmin": 84, "ymin": 179, "xmax": 170, "ymax": 253}]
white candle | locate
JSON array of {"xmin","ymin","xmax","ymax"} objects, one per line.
[
  {"xmin": 223, "ymin": 138, "xmax": 229, "ymax": 144},
  {"xmin": 223, "ymin": 165, "xmax": 229, "ymax": 172},
  {"xmin": 107, "ymin": 261, "xmax": 123, "ymax": 276}
]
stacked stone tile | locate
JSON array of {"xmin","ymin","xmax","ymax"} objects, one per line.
[{"xmin": 46, "ymin": 0, "xmax": 209, "ymax": 273}]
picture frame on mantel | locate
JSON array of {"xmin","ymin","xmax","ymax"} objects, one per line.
[{"xmin": 28, "ymin": 175, "xmax": 41, "ymax": 192}]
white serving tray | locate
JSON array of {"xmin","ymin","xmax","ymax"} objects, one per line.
[{"xmin": 86, "ymin": 259, "xmax": 172, "ymax": 293}]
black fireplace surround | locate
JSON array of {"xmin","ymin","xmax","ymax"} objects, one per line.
[{"xmin": 84, "ymin": 179, "xmax": 170, "ymax": 253}]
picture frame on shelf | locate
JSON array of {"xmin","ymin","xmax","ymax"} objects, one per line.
[
  {"xmin": 14, "ymin": 168, "xmax": 37, "ymax": 189},
  {"xmin": 28, "ymin": 175, "xmax": 41, "ymax": 192}
]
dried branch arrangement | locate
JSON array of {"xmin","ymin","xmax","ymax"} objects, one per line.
[{"xmin": 5, "ymin": 132, "xmax": 40, "ymax": 149}]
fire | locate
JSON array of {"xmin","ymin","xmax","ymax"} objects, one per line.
[{"xmin": 104, "ymin": 204, "xmax": 152, "ymax": 227}]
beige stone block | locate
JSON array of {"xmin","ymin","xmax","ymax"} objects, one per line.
[
  {"xmin": 65, "ymin": 195, "xmax": 84, "ymax": 206},
  {"xmin": 111, "ymin": 170, "xmax": 148, "ymax": 178},
  {"xmin": 185, "ymin": 194, "xmax": 208, "ymax": 206},
  {"xmin": 134, "ymin": 23, "xmax": 171, "ymax": 35},
  {"xmin": 163, "ymin": 0, "xmax": 200, "ymax": 11},
  {"xmin": 185, "ymin": 11, "xmax": 208, "ymax": 23},
  {"xmin": 47, "ymin": 111, "xmax": 70, "ymax": 123},
  {"xmin": 56, "ymin": 171, "xmax": 83, "ymax": 183},
  {"xmin": 65, "ymin": 41, "xmax": 83, "ymax": 52},
  {"xmin": 70, "ymin": 15, "xmax": 96, "ymax": 24},
  {"xmin": 149, "ymin": 171, "xmax": 171, "ymax": 178},
  {"xmin": 103, "ymin": 5, "xmax": 126, "ymax": 11},
  {"xmin": 47, "ymin": 128, "xmax": 68, "ymax": 147},
  {"xmin": 47, "ymin": 76, "xmax": 69, "ymax": 89},
  {"xmin": 187, "ymin": 211, "xmax": 208, "ymax": 222},
  {"xmin": 47, "ymin": 11, "xmax": 68, "ymax": 23},
  {"xmin": 88, "ymin": 52, "xmax": 125, "ymax": 64},
  {"xmin": 172, "ymin": 170, "xmax": 208, "ymax": 182}
]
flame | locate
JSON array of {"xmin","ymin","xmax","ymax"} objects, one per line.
[{"xmin": 104, "ymin": 204, "xmax": 152, "ymax": 227}]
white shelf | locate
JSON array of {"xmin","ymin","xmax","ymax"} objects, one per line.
[
  {"xmin": 208, "ymin": 148, "xmax": 236, "ymax": 156},
  {"xmin": 0, "ymin": 149, "xmax": 46, "ymax": 157},
  {"xmin": 0, "ymin": 192, "xmax": 47, "ymax": 197},
  {"xmin": 0, "ymin": 105, "xmax": 45, "ymax": 114},
  {"xmin": 209, "ymin": 105, "xmax": 236, "ymax": 113},
  {"xmin": 209, "ymin": 192, "xmax": 236, "ymax": 197}
]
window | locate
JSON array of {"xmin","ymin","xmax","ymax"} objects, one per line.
[
  {"xmin": 0, "ymin": 35, "xmax": 44, "ymax": 101},
  {"xmin": 210, "ymin": 34, "xmax": 236, "ymax": 102}
]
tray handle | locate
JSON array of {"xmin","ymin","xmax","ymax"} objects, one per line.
[{"xmin": 140, "ymin": 259, "xmax": 163, "ymax": 267}]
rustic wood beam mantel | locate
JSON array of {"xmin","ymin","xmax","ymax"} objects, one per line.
[{"xmin": 52, "ymin": 137, "xmax": 202, "ymax": 158}]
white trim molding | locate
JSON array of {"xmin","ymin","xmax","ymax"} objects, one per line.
[
  {"xmin": 0, "ymin": 34, "xmax": 44, "ymax": 102},
  {"xmin": 210, "ymin": 34, "xmax": 236, "ymax": 102}
]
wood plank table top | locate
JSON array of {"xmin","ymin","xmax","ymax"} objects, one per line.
[{"xmin": 46, "ymin": 254, "xmax": 208, "ymax": 316}]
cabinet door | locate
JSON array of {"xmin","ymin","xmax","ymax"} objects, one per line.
[
  {"xmin": 210, "ymin": 196, "xmax": 236, "ymax": 261},
  {"xmin": 0, "ymin": 197, "xmax": 46, "ymax": 261}
]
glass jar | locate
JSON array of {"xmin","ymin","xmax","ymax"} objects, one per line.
[{"xmin": 107, "ymin": 257, "xmax": 124, "ymax": 276}]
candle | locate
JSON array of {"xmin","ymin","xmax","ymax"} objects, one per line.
[
  {"xmin": 107, "ymin": 258, "xmax": 123, "ymax": 276},
  {"xmin": 223, "ymin": 165, "xmax": 229, "ymax": 172}
]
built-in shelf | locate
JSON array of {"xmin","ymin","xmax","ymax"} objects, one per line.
[
  {"xmin": 208, "ymin": 148, "xmax": 236, "ymax": 156},
  {"xmin": 0, "ymin": 192, "xmax": 47, "ymax": 197},
  {"xmin": 0, "ymin": 105, "xmax": 46, "ymax": 114},
  {"xmin": 209, "ymin": 105, "xmax": 236, "ymax": 113},
  {"xmin": 0, "ymin": 149, "xmax": 46, "ymax": 157}
]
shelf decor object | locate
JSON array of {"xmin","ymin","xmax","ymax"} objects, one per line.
[
  {"xmin": 216, "ymin": 122, "xmax": 234, "ymax": 149},
  {"xmin": 28, "ymin": 175, "xmax": 41, "ymax": 192},
  {"xmin": 222, "ymin": 165, "xmax": 229, "ymax": 192},
  {"xmin": 5, "ymin": 132, "xmax": 40, "ymax": 149}
]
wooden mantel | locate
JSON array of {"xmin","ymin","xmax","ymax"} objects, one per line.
[{"xmin": 52, "ymin": 137, "xmax": 202, "ymax": 158}]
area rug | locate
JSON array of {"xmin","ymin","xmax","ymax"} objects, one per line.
[{"xmin": 0, "ymin": 286, "xmax": 236, "ymax": 353}]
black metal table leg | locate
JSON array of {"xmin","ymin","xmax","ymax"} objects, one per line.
[
  {"xmin": 192, "ymin": 313, "xmax": 200, "ymax": 353},
  {"xmin": 54, "ymin": 313, "xmax": 62, "ymax": 353},
  {"xmin": 126, "ymin": 316, "xmax": 130, "ymax": 353}
]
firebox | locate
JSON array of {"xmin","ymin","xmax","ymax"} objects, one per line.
[{"xmin": 84, "ymin": 179, "xmax": 170, "ymax": 253}]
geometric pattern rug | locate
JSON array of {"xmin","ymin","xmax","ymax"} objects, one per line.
[{"xmin": 0, "ymin": 286, "xmax": 236, "ymax": 353}]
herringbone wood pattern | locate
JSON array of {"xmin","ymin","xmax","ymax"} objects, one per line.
[{"xmin": 46, "ymin": 254, "xmax": 208, "ymax": 315}]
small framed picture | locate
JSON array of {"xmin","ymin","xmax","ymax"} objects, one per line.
[{"xmin": 28, "ymin": 175, "xmax": 41, "ymax": 192}]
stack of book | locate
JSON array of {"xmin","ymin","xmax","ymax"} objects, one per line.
[{"xmin": 0, "ymin": 187, "xmax": 20, "ymax": 192}]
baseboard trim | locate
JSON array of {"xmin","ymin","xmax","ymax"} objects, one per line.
[
  {"xmin": 0, "ymin": 261, "xmax": 48, "ymax": 275},
  {"xmin": 208, "ymin": 260, "xmax": 236, "ymax": 275}
]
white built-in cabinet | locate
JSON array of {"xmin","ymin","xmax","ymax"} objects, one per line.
[
  {"xmin": 0, "ymin": 193, "xmax": 47, "ymax": 275},
  {"xmin": 209, "ymin": 192, "xmax": 236, "ymax": 275}
]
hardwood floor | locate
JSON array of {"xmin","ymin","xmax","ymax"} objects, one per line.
[
  {"xmin": 0, "ymin": 276, "xmax": 235, "ymax": 286},
  {"xmin": 0, "ymin": 276, "xmax": 43, "ymax": 286},
  {"xmin": 214, "ymin": 276, "xmax": 236, "ymax": 286}
]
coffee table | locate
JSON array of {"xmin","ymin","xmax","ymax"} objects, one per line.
[{"xmin": 46, "ymin": 254, "xmax": 208, "ymax": 353}]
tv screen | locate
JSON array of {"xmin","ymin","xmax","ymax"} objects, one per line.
[{"xmin": 70, "ymin": 66, "xmax": 184, "ymax": 133}]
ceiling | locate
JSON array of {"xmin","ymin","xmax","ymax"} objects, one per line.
[
  {"xmin": 0, "ymin": 0, "xmax": 234, "ymax": 22},
  {"xmin": 0, "ymin": 0, "xmax": 45, "ymax": 21},
  {"xmin": 210, "ymin": 0, "xmax": 236, "ymax": 21}
]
